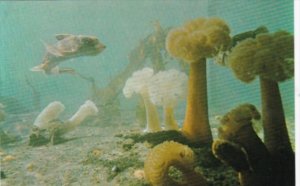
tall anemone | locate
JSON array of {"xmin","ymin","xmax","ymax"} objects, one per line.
[
  {"xmin": 123, "ymin": 67, "xmax": 161, "ymax": 132},
  {"xmin": 228, "ymin": 30, "xmax": 294, "ymax": 186},
  {"xmin": 166, "ymin": 17, "xmax": 231, "ymax": 144}
]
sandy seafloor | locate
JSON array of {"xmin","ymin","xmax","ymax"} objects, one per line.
[
  {"xmin": 0, "ymin": 111, "xmax": 294, "ymax": 186},
  {"xmin": 0, "ymin": 111, "xmax": 148, "ymax": 186}
]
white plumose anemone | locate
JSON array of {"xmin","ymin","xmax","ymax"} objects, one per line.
[
  {"xmin": 148, "ymin": 69, "xmax": 187, "ymax": 130},
  {"xmin": 123, "ymin": 67, "xmax": 161, "ymax": 132}
]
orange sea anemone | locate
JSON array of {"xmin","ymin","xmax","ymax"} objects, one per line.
[{"xmin": 166, "ymin": 17, "xmax": 231, "ymax": 144}]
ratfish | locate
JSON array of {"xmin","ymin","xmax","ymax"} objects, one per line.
[{"xmin": 31, "ymin": 34, "xmax": 106, "ymax": 75}]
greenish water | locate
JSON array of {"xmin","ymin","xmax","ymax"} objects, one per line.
[
  {"xmin": 0, "ymin": 1, "xmax": 294, "ymax": 127},
  {"xmin": 0, "ymin": 1, "xmax": 295, "ymax": 185}
]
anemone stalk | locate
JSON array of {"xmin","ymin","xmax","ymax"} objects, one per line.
[{"xmin": 182, "ymin": 60, "xmax": 212, "ymax": 144}]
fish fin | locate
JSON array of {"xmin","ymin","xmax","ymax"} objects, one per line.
[
  {"xmin": 41, "ymin": 40, "xmax": 64, "ymax": 57},
  {"xmin": 50, "ymin": 66, "xmax": 60, "ymax": 75},
  {"xmin": 30, "ymin": 64, "xmax": 46, "ymax": 73},
  {"xmin": 46, "ymin": 44, "xmax": 64, "ymax": 57},
  {"xmin": 59, "ymin": 67, "xmax": 77, "ymax": 75},
  {"xmin": 55, "ymin": 34, "xmax": 73, "ymax": 40}
]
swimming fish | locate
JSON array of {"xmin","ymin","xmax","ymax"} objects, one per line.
[{"xmin": 31, "ymin": 34, "xmax": 106, "ymax": 75}]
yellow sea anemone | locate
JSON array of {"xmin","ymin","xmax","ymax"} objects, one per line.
[
  {"xmin": 228, "ymin": 31, "xmax": 294, "ymax": 181},
  {"xmin": 166, "ymin": 17, "xmax": 231, "ymax": 144},
  {"xmin": 144, "ymin": 141, "xmax": 207, "ymax": 186}
]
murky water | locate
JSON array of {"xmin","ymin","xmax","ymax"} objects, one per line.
[{"xmin": 0, "ymin": 1, "xmax": 294, "ymax": 185}]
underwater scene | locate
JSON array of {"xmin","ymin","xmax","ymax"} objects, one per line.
[{"xmin": 0, "ymin": 1, "xmax": 295, "ymax": 186}]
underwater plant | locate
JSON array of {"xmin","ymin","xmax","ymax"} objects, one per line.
[
  {"xmin": 123, "ymin": 67, "xmax": 161, "ymax": 132},
  {"xmin": 144, "ymin": 141, "xmax": 208, "ymax": 186},
  {"xmin": 148, "ymin": 69, "xmax": 188, "ymax": 130},
  {"xmin": 0, "ymin": 104, "xmax": 8, "ymax": 144},
  {"xmin": 143, "ymin": 20, "xmax": 171, "ymax": 72},
  {"xmin": 0, "ymin": 103, "xmax": 16, "ymax": 145},
  {"xmin": 0, "ymin": 96, "xmax": 29, "ymax": 114},
  {"xmin": 25, "ymin": 75, "xmax": 41, "ymax": 111},
  {"xmin": 230, "ymin": 26, "xmax": 269, "ymax": 49},
  {"xmin": 166, "ymin": 17, "xmax": 231, "ymax": 144},
  {"xmin": 228, "ymin": 30, "xmax": 294, "ymax": 185},
  {"xmin": 30, "ymin": 100, "xmax": 98, "ymax": 145},
  {"xmin": 78, "ymin": 23, "xmax": 171, "ymax": 124},
  {"xmin": 215, "ymin": 26, "xmax": 269, "ymax": 66},
  {"xmin": 0, "ymin": 103, "xmax": 5, "ymax": 122},
  {"xmin": 212, "ymin": 104, "xmax": 273, "ymax": 186}
]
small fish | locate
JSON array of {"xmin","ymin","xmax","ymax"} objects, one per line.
[{"xmin": 31, "ymin": 34, "xmax": 106, "ymax": 75}]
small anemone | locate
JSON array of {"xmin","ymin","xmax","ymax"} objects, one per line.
[{"xmin": 144, "ymin": 141, "xmax": 208, "ymax": 186}]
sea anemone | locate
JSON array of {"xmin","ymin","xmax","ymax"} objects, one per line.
[
  {"xmin": 166, "ymin": 17, "xmax": 231, "ymax": 144},
  {"xmin": 123, "ymin": 67, "xmax": 161, "ymax": 132},
  {"xmin": 144, "ymin": 141, "xmax": 208, "ymax": 186},
  {"xmin": 217, "ymin": 104, "xmax": 266, "ymax": 151},
  {"xmin": 218, "ymin": 103, "xmax": 261, "ymax": 139},
  {"xmin": 31, "ymin": 100, "xmax": 98, "ymax": 145},
  {"xmin": 148, "ymin": 69, "xmax": 188, "ymax": 130},
  {"xmin": 33, "ymin": 101, "xmax": 65, "ymax": 129},
  {"xmin": 228, "ymin": 31, "xmax": 293, "ymax": 153},
  {"xmin": 213, "ymin": 104, "xmax": 273, "ymax": 186},
  {"xmin": 63, "ymin": 100, "xmax": 98, "ymax": 133},
  {"xmin": 228, "ymin": 31, "xmax": 294, "ymax": 185},
  {"xmin": 212, "ymin": 140, "xmax": 250, "ymax": 172}
]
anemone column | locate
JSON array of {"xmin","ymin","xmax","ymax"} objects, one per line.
[
  {"xmin": 259, "ymin": 78, "xmax": 292, "ymax": 155},
  {"xmin": 213, "ymin": 104, "xmax": 273, "ymax": 186},
  {"xmin": 166, "ymin": 17, "xmax": 231, "ymax": 145},
  {"xmin": 163, "ymin": 105, "xmax": 179, "ymax": 130},
  {"xmin": 230, "ymin": 123, "xmax": 273, "ymax": 186},
  {"xmin": 142, "ymin": 93, "xmax": 161, "ymax": 132},
  {"xmin": 228, "ymin": 30, "xmax": 294, "ymax": 186},
  {"xmin": 182, "ymin": 60, "xmax": 212, "ymax": 144},
  {"xmin": 260, "ymin": 77, "xmax": 295, "ymax": 186}
]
